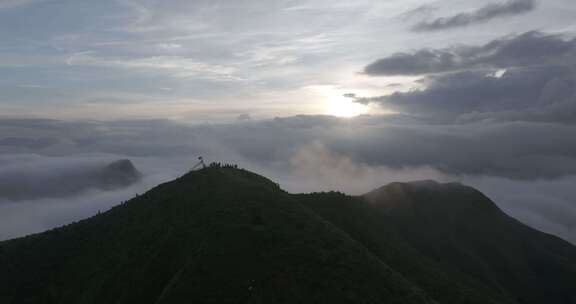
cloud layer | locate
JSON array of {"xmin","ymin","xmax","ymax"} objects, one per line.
[
  {"xmin": 3, "ymin": 0, "xmax": 574, "ymax": 121},
  {"xmin": 358, "ymin": 32, "xmax": 576, "ymax": 125},
  {"xmin": 1, "ymin": 116, "xmax": 576, "ymax": 243},
  {"xmin": 0, "ymin": 157, "xmax": 141, "ymax": 201},
  {"xmin": 412, "ymin": 0, "xmax": 537, "ymax": 32},
  {"xmin": 364, "ymin": 31, "xmax": 576, "ymax": 76}
]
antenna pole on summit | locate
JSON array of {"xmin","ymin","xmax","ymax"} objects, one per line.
[{"xmin": 191, "ymin": 156, "xmax": 207, "ymax": 171}]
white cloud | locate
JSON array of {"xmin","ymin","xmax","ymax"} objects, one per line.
[
  {"xmin": 465, "ymin": 175, "xmax": 576, "ymax": 244},
  {"xmin": 156, "ymin": 42, "xmax": 182, "ymax": 50},
  {"xmin": 66, "ymin": 52, "xmax": 242, "ymax": 81},
  {"xmin": 0, "ymin": 0, "xmax": 45, "ymax": 10},
  {"xmin": 282, "ymin": 142, "xmax": 449, "ymax": 194},
  {"xmin": 1, "ymin": 117, "xmax": 576, "ymax": 245}
]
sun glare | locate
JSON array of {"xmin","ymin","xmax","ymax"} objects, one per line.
[{"xmin": 326, "ymin": 95, "xmax": 368, "ymax": 118}]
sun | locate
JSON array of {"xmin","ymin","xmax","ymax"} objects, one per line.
[{"xmin": 326, "ymin": 94, "xmax": 368, "ymax": 118}]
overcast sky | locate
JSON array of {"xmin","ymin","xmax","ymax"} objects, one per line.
[
  {"xmin": 1, "ymin": 0, "xmax": 576, "ymax": 244},
  {"xmin": 1, "ymin": 0, "xmax": 574, "ymax": 121}
]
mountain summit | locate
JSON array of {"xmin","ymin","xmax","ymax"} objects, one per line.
[
  {"xmin": 1, "ymin": 166, "xmax": 575, "ymax": 304},
  {"xmin": 364, "ymin": 180, "xmax": 576, "ymax": 304},
  {"xmin": 96, "ymin": 159, "xmax": 142, "ymax": 190}
]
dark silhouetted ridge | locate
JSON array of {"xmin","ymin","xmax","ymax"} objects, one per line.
[
  {"xmin": 0, "ymin": 167, "xmax": 431, "ymax": 304},
  {"xmin": 365, "ymin": 180, "xmax": 501, "ymax": 214},
  {"xmin": 363, "ymin": 180, "xmax": 576, "ymax": 304},
  {"xmin": 1, "ymin": 168, "xmax": 575, "ymax": 304}
]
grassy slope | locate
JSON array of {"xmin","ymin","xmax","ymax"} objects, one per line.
[
  {"xmin": 0, "ymin": 167, "xmax": 431, "ymax": 304},
  {"xmin": 2, "ymin": 168, "xmax": 576, "ymax": 304},
  {"xmin": 298, "ymin": 191, "xmax": 517, "ymax": 304},
  {"xmin": 364, "ymin": 181, "xmax": 576, "ymax": 304}
]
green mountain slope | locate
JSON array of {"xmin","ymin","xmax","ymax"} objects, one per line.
[
  {"xmin": 364, "ymin": 180, "xmax": 576, "ymax": 304},
  {"xmin": 0, "ymin": 167, "xmax": 430, "ymax": 304},
  {"xmin": 298, "ymin": 191, "xmax": 516, "ymax": 304},
  {"xmin": 1, "ymin": 167, "xmax": 575, "ymax": 304}
]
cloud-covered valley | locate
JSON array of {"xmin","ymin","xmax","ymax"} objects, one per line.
[
  {"xmin": 1, "ymin": 116, "xmax": 576, "ymax": 244},
  {"xmin": 411, "ymin": 0, "xmax": 537, "ymax": 32}
]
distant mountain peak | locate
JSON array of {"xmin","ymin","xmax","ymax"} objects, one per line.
[
  {"xmin": 381, "ymin": 179, "xmax": 465, "ymax": 191},
  {"xmin": 364, "ymin": 180, "xmax": 500, "ymax": 215},
  {"xmin": 0, "ymin": 159, "xmax": 143, "ymax": 201},
  {"xmin": 105, "ymin": 159, "xmax": 138, "ymax": 172},
  {"xmin": 96, "ymin": 159, "xmax": 142, "ymax": 190}
]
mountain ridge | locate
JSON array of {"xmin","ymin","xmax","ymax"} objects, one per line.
[
  {"xmin": 363, "ymin": 178, "xmax": 576, "ymax": 304},
  {"xmin": 1, "ymin": 166, "xmax": 575, "ymax": 303}
]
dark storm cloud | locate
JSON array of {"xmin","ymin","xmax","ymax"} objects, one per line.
[
  {"xmin": 359, "ymin": 32, "xmax": 576, "ymax": 125},
  {"xmin": 412, "ymin": 0, "xmax": 537, "ymax": 32},
  {"xmin": 365, "ymin": 49, "xmax": 460, "ymax": 76},
  {"xmin": 364, "ymin": 31, "xmax": 576, "ymax": 76},
  {"xmin": 365, "ymin": 66, "xmax": 576, "ymax": 123}
]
